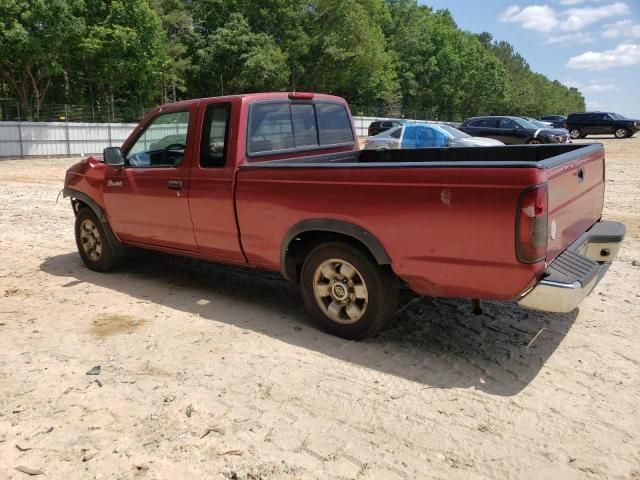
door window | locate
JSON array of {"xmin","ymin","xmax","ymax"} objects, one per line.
[
  {"xmin": 126, "ymin": 112, "xmax": 189, "ymax": 167},
  {"xmin": 498, "ymin": 118, "xmax": 518, "ymax": 129},
  {"xmin": 127, "ymin": 111, "xmax": 189, "ymax": 168},
  {"xmin": 415, "ymin": 126, "xmax": 448, "ymax": 147},
  {"xmin": 200, "ymin": 103, "xmax": 231, "ymax": 168}
]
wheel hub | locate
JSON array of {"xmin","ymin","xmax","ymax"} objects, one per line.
[
  {"xmin": 332, "ymin": 282, "xmax": 347, "ymax": 300},
  {"xmin": 80, "ymin": 219, "xmax": 102, "ymax": 262},
  {"xmin": 313, "ymin": 259, "xmax": 369, "ymax": 324}
]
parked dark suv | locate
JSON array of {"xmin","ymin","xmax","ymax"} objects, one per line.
[
  {"xmin": 367, "ymin": 120, "xmax": 405, "ymax": 137},
  {"xmin": 539, "ymin": 115, "xmax": 566, "ymax": 128},
  {"xmin": 565, "ymin": 112, "xmax": 639, "ymax": 139},
  {"xmin": 459, "ymin": 116, "xmax": 569, "ymax": 144}
]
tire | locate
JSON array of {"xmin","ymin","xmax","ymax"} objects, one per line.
[
  {"xmin": 75, "ymin": 208, "xmax": 121, "ymax": 272},
  {"xmin": 300, "ymin": 242, "xmax": 399, "ymax": 340},
  {"xmin": 614, "ymin": 128, "xmax": 629, "ymax": 139},
  {"xmin": 569, "ymin": 128, "xmax": 582, "ymax": 139},
  {"xmin": 526, "ymin": 138, "xmax": 543, "ymax": 145}
]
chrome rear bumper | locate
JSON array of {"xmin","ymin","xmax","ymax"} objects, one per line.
[{"xmin": 517, "ymin": 220, "xmax": 625, "ymax": 313}]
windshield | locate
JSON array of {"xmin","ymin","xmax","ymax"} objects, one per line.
[
  {"xmin": 609, "ymin": 112, "xmax": 626, "ymax": 120},
  {"xmin": 438, "ymin": 124, "xmax": 470, "ymax": 138},
  {"xmin": 513, "ymin": 118, "xmax": 539, "ymax": 129}
]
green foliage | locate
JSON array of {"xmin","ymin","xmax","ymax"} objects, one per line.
[
  {"xmin": 0, "ymin": 0, "xmax": 585, "ymax": 122},
  {"xmin": 0, "ymin": 0, "xmax": 84, "ymax": 119},
  {"xmin": 189, "ymin": 13, "xmax": 289, "ymax": 96}
]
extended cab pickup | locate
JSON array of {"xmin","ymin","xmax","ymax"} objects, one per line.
[{"xmin": 64, "ymin": 92, "xmax": 625, "ymax": 339}]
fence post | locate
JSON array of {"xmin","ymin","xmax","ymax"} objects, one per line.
[
  {"xmin": 17, "ymin": 102, "xmax": 24, "ymax": 158},
  {"xmin": 108, "ymin": 121, "xmax": 112, "ymax": 147},
  {"xmin": 64, "ymin": 104, "xmax": 71, "ymax": 156}
]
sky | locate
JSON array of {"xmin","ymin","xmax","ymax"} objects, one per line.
[{"xmin": 421, "ymin": 0, "xmax": 640, "ymax": 118}]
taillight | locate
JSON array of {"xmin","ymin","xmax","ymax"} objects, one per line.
[{"xmin": 516, "ymin": 184, "xmax": 548, "ymax": 263}]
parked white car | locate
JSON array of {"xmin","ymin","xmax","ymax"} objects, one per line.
[{"xmin": 363, "ymin": 123, "xmax": 504, "ymax": 150}]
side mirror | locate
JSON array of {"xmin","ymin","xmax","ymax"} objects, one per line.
[{"xmin": 103, "ymin": 147, "xmax": 125, "ymax": 167}]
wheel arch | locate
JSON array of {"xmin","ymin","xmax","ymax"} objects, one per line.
[
  {"xmin": 63, "ymin": 188, "xmax": 106, "ymax": 221},
  {"xmin": 280, "ymin": 219, "xmax": 392, "ymax": 283},
  {"xmin": 64, "ymin": 188, "xmax": 122, "ymax": 245}
]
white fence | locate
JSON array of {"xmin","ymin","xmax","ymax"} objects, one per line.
[
  {"xmin": 0, "ymin": 116, "xmax": 452, "ymax": 158},
  {"xmin": 0, "ymin": 121, "xmax": 137, "ymax": 157}
]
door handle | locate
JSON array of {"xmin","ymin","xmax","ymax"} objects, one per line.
[
  {"xmin": 577, "ymin": 168, "xmax": 585, "ymax": 183},
  {"xmin": 168, "ymin": 180, "xmax": 183, "ymax": 190}
]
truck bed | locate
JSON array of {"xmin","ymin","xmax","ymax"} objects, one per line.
[
  {"xmin": 236, "ymin": 143, "xmax": 605, "ymax": 300},
  {"xmin": 241, "ymin": 143, "xmax": 597, "ymax": 168}
]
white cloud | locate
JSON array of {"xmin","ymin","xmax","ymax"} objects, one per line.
[
  {"xmin": 500, "ymin": 5, "xmax": 559, "ymax": 32},
  {"xmin": 562, "ymin": 80, "xmax": 618, "ymax": 92},
  {"xmin": 603, "ymin": 20, "xmax": 640, "ymax": 39},
  {"xmin": 559, "ymin": 0, "xmax": 607, "ymax": 4},
  {"xmin": 546, "ymin": 32, "xmax": 595, "ymax": 44},
  {"xmin": 566, "ymin": 43, "xmax": 640, "ymax": 70},
  {"xmin": 563, "ymin": 2, "xmax": 629, "ymax": 31},
  {"xmin": 500, "ymin": 2, "xmax": 629, "ymax": 33}
]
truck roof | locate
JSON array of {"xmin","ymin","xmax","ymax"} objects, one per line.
[{"xmin": 155, "ymin": 92, "xmax": 348, "ymax": 110}]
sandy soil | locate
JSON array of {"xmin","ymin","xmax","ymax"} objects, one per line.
[{"xmin": 0, "ymin": 137, "xmax": 638, "ymax": 480}]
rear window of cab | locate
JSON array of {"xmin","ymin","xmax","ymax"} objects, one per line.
[{"xmin": 247, "ymin": 101, "xmax": 354, "ymax": 156}]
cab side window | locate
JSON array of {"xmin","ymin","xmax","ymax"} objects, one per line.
[
  {"xmin": 127, "ymin": 111, "xmax": 189, "ymax": 168},
  {"xmin": 499, "ymin": 118, "xmax": 517, "ymax": 129},
  {"xmin": 200, "ymin": 103, "xmax": 231, "ymax": 168}
]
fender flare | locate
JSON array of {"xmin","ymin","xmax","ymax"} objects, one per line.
[
  {"xmin": 280, "ymin": 219, "xmax": 391, "ymax": 282},
  {"xmin": 63, "ymin": 188, "xmax": 121, "ymax": 245},
  {"xmin": 63, "ymin": 188, "xmax": 106, "ymax": 221}
]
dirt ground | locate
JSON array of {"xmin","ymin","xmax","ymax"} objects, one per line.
[{"xmin": 0, "ymin": 136, "xmax": 638, "ymax": 480}]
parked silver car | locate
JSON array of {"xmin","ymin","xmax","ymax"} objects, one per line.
[{"xmin": 363, "ymin": 123, "xmax": 504, "ymax": 150}]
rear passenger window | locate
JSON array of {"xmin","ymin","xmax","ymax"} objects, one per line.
[
  {"xmin": 248, "ymin": 103, "xmax": 293, "ymax": 154},
  {"xmin": 317, "ymin": 103, "xmax": 354, "ymax": 145},
  {"xmin": 469, "ymin": 118, "xmax": 494, "ymax": 128},
  {"xmin": 248, "ymin": 101, "xmax": 354, "ymax": 155},
  {"xmin": 291, "ymin": 104, "xmax": 318, "ymax": 147},
  {"xmin": 390, "ymin": 128, "xmax": 402, "ymax": 139},
  {"xmin": 499, "ymin": 118, "xmax": 517, "ymax": 129},
  {"xmin": 200, "ymin": 103, "xmax": 230, "ymax": 168}
]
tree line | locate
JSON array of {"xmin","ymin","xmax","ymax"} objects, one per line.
[{"xmin": 0, "ymin": 0, "xmax": 585, "ymax": 122}]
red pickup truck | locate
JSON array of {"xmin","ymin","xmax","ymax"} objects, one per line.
[{"xmin": 64, "ymin": 92, "xmax": 625, "ymax": 339}]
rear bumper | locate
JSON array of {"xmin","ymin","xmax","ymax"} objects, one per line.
[{"xmin": 517, "ymin": 220, "xmax": 625, "ymax": 313}]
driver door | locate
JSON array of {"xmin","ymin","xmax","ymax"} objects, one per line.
[{"xmin": 103, "ymin": 108, "xmax": 198, "ymax": 251}]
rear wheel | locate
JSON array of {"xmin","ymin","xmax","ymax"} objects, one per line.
[
  {"xmin": 569, "ymin": 128, "xmax": 582, "ymax": 139},
  {"xmin": 300, "ymin": 242, "xmax": 398, "ymax": 340},
  {"xmin": 75, "ymin": 208, "xmax": 121, "ymax": 272},
  {"xmin": 614, "ymin": 128, "xmax": 629, "ymax": 139}
]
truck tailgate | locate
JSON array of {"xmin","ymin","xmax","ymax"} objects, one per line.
[{"xmin": 545, "ymin": 144, "xmax": 605, "ymax": 262}]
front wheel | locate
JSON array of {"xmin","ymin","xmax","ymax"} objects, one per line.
[
  {"xmin": 75, "ymin": 208, "xmax": 121, "ymax": 272},
  {"xmin": 300, "ymin": 242, "xmax": 399, "ymax": 340},
  {"xmin": 526, "ymin": 138, "xmax": 543, "ymax": 145},
  {"xmin": 614, "ymin": 128, "xmax": 629, "ymax": 139}
]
